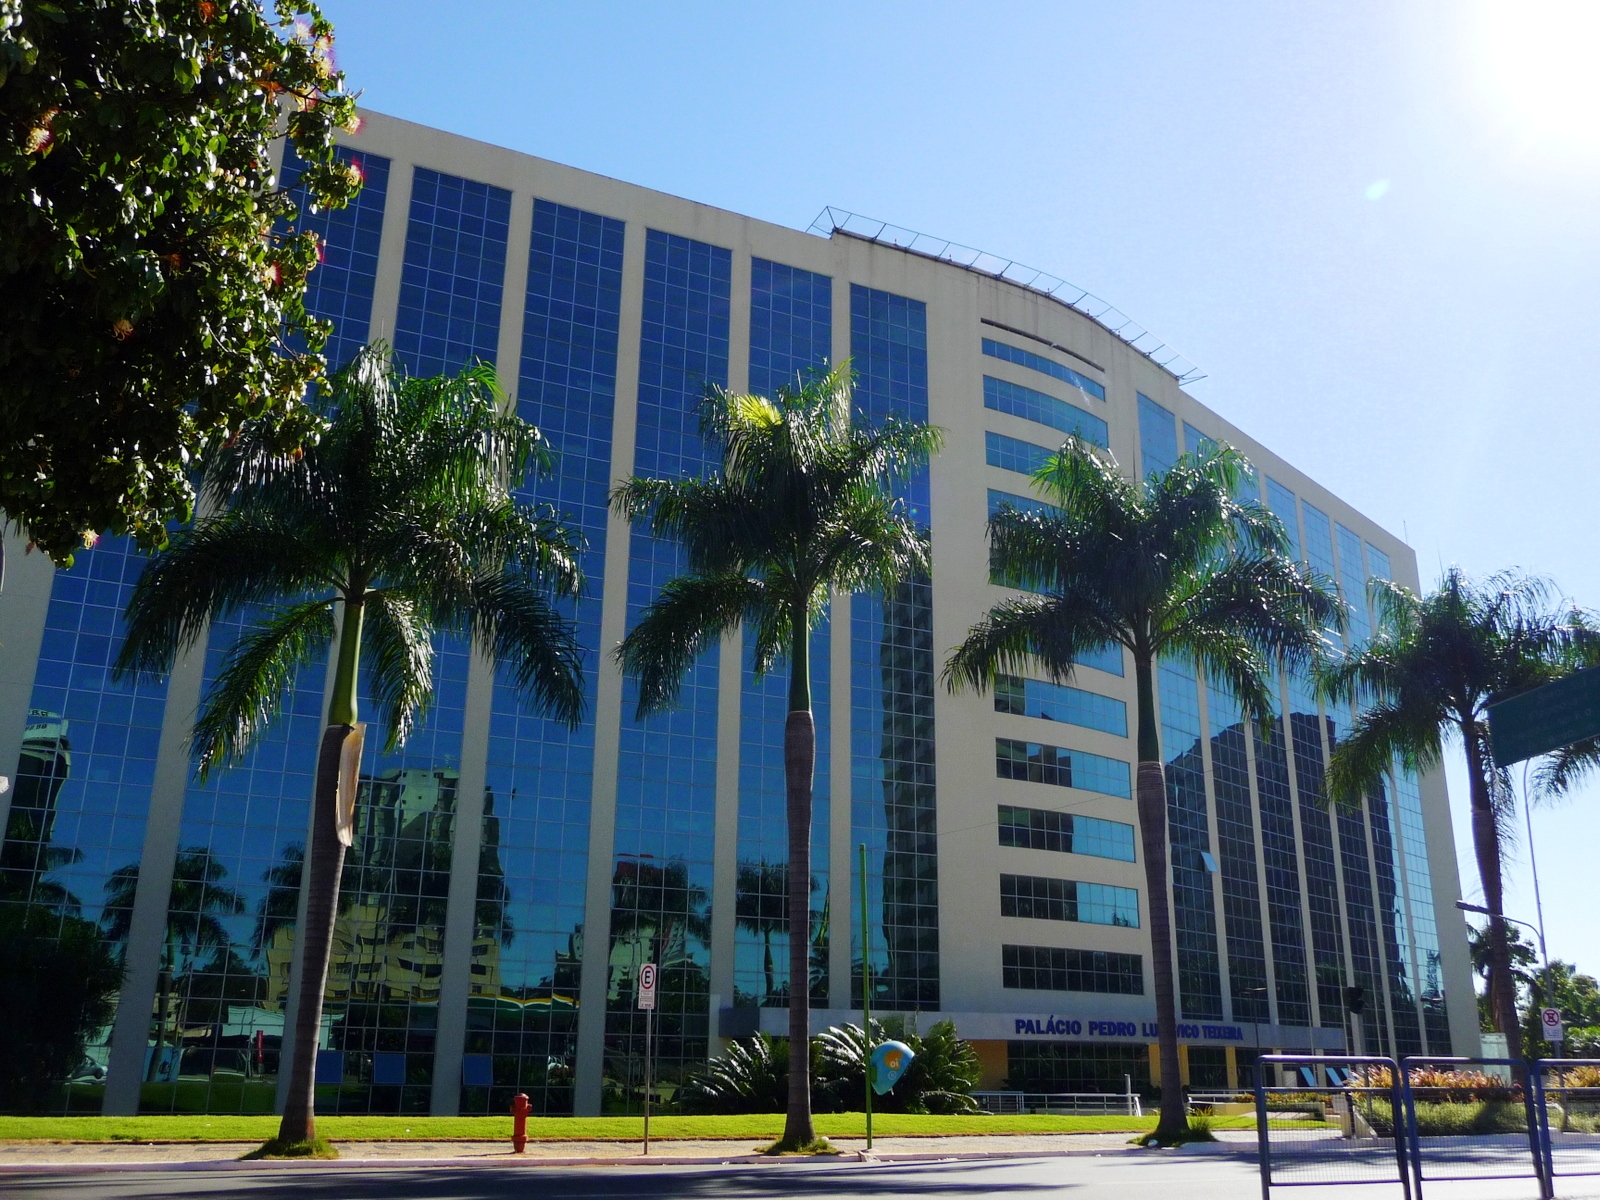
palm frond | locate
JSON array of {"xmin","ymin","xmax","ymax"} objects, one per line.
[
  {"xmin": 617, "ymin": 573, "xmax": 765, "ymax": 718},
  {"xmin": 116, "ymin": 511, "xmax": 335, "ymax": 679},
  {"xmin": 472, "ymin": 573, "xmax": 586, "ymax": 729},
  {"xmin": 363, "ymin": 591, "xmax": 435, "ymax": 750},
  {"xmin": 944, "ymin": 593, "xmax": 1124, "ymax": 694},
  {"xmin": 192, "ymin": 599, "xmax": 336, "ymax": 778}
]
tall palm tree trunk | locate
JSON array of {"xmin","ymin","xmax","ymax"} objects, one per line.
[
  {"xmin": 1135, "ymin": 658, "xmax": 1187, "ymax": 1141},
  {"xmin": 782, "ymin": 624, "xmax": 817, "ymax": 1148},
  {"xmin": 1463, "ymin": 722, "xmax": 1521, "ymax": 1060},
  {"xmin": 278, "ymin": 596, "xmax": 363, "ymax": 1145}
]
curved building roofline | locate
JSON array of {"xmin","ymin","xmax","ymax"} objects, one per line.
[{"xmin": 808, "ymin": 207, "xmax": 1205, "ymax": 385}]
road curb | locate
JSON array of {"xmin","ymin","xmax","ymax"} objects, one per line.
[{"xmin": 0, "ymin": 1142, "xmax": 1260, "ymax": 1175}]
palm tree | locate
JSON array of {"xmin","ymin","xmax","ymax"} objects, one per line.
[
  {"xmin": 113, "ymin": 345, "xmax": 586, "ymax": 1147},
  {"xmin": 1319, "ymin": 569, "xmax": 1584, "ymax": 1061},
  {"xmin": 944, "ymin": 437, "xmax": 1340, "ymax": 1144},
  {"xmin": 612, "ymin": 364, "xmax": 939, "ymax": 1150}
]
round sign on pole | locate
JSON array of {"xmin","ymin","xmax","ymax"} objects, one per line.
[
  {"xmin": 637, "ymin": 962, "xmax": 657, "ymax": 1010},
  {"xmin": 1542, "ymin": 1007, "xmax": 1564, "ymax": 1042}
]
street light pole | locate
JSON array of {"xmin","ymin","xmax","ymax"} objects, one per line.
[
  {"xmin": 1523, "ymin": 773, "xmax": 1557, "ymax": 1052},
  {"xmin": 1457, "ymin": 900, "xmax": 1555, "ymax": 1052}
]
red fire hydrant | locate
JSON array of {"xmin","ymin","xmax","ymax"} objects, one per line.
[{"xmin": 511, "ymin": 1092, "xmax": 530, "ymax": 1154}]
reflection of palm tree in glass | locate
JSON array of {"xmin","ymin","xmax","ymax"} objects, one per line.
[
  {"xmin": 735, "ymin": 859, "xmax": 826, "ymax": 1006},
  {"xmin": 254, "ymin": 843, "xmax": 309, "ymax": 967},
  {"xmin": 736, "ymin": 860, "xmax": 787, "ymax": 1004},
  {"xmin": 609, "ymin": 857, "xmax": 710, "ymax": 972},
  {"xmin": 104, "ymin": 848, "xmax": 245, "ymax": 1081}
]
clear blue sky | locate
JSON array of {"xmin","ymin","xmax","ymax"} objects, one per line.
[{"xmin": 321, "ymin": 1, "xmax": 1600, "ymax": 981}]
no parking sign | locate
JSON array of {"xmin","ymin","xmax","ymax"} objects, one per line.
[{"xmin": 1543, "ymin": 1007, "xmax": 1564, "ymax": 1043}]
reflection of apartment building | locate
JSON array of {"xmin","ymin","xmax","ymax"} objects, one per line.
[{"xmin": 0, "ymin": 108, "xmax": 1479, "ymax": 1116}]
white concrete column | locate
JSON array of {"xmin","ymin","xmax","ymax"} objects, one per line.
[
  {"xmin": 0, "ymin": 526, "xmax": 54, "ymax": 839},
  {"xmin": 827, "ymin": 591, "xmax": 853, "ymax": 1011},
  {"xmin": 101, "ymin": 636, "xmax": 209, "ymax": 1114},
  {"xmin": 429, "ymin": 645, "xmax": 496, "ymax": 1115},
  {"xmin": 571, "ymin": 216, "xmax": 646, "ymax": 1116},
  {"xmin": 428, "ymin": 176, "xmax": 534, "ymax": 1118}
]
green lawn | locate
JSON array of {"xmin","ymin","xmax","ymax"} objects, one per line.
[{"xmin": 0, "ymin": 1112, "xmax": 1267, "ymax": 1143}]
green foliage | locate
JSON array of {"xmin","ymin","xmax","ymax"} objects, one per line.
[
  {"xmin": 613, "ymin": 364, "xmax": 941, "ymax": 715},
  {"xmin": 1137, "ymin": 1111, "xmax": 1216, "ymax": 1145},
  {"xmin": 1362, "ymin": 1099, "xmax": 1530, "ymax": 1138},
  {"xmin": 0, "ymin": 902, "xmax": 123, "ymax": 1112},
  {"xmin": 1318, "ymin": 569, "xmax": 1586, "ymax": 806},
  {"xmin": 813, "ymin": 1019, "xmax": 981, "ymax": 1115},
  {"xmin": 679, "ymin": 1033, "xmax": 790, "ymax": 1115},
  {"xmin": 241, "ymin": 1135, "xmax": 337, "ymax": 1159},
  {"xmin": 946, "ymin": 436, "xmax": 1339, "ymax": 1141},
  {"xmin": 945, "ymin": 437, "xmax": 1342, "ymax": 746},
  {"xmin": 680, "ymin": 1020, "xmax": 983, "ymax": 1117},
  {"xmin": 0, "ymin": 0, "xmax": 361, "ymax": 562},
  {"xmin": 114, "ymin": 345, "xmax": 586, "ymax": 770}
]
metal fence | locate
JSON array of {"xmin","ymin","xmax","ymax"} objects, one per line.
[
  {"xmin": 971, "ymin": 1090, "xmax": 1142, "ymax": 1116},
  {"xmin": 1255, "ymin": 1055, "xmax": 1597, "ymax": 1198},
  {"xmin": 1255, "ymin": 1055, "xmax": 1411, "ymax": 1198},
  {"xmin": 1534, "ymin": 1058, "xmax": 1600, "ymax": 1190},
  {"xmin": 1401, "ymin": 1056, "xmax": 1548, "ymax": 1199}
]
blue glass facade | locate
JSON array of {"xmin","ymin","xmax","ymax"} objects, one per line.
[
  {"xmin": 463, "ymin": 202, "xmax": 626, "ymax": 1115},
  {"xmin": 984, "ymin": 376, "xmax": 1109, "ymax": 447},
  {"xmin": 986, "ymin": 431, "xmax": 1056, "ymax": 477},
  {"xmin": 1, "ymin": 538, "xmax": 170, "ymax": 1111},
  {"xmin": 994, "ymin": 674, "xmax": 1127, "ymax": 738},
  {"xmin": 850, "ymin": 284, "xmax": 939, "ymax": 1010},
  {"xmin": 1137, "ymin": 394, "xmax": 1179, "ymax": 478},
  {"xmin": 1207, "ymin": 683, "xmax": 1271, "ymax": 1026},
  {"xmin": 1159, "ymin": 659, "xmax": 1224, "ymax": 1021},
  {"xmin": 605, "ymin": 231, "xmax": 731, "ymax": 1107},
  {"xmin": 141, "ymin": 609, "xmax": 324, "ymax": 1114},
  {"xmin": 280, "ymin": 146, "xmax": 391, "ymax": 372},
  {"xmin": 0, "ymin": 128, "xmax": 1469, "ymax": 1109},
  {"xmin": 735, "ymin": 259, "xmax": 834, "ymax": 1011},
  {"xmin": 996, "ymin": 738, "xmax": 1131, "ymax": 799},
  {"xmin": 394, "ymin": 169, "xmax": 511, "ymax": 377},
  {"xmin": 982, "ymin": 338, "xmax": 1107, "ymax": 400}
]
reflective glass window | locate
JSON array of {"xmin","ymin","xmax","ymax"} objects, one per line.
[
  {"xmin": 984, "ymin": 377, "xmax": 1108, "ymax": 447},
  {"xmin": 981, "ymin": 338, "xmax": 1107, "ymax": 400}
]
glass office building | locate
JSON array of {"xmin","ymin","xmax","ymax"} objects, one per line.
[{"xmin": 0, "ymin": 111, "xmax": 1475, "ymax": 1114}]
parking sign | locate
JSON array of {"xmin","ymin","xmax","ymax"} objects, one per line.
[
  {"xmin": 637, "ymin": 963, "xmax": 657, "ymax": 1011},
  {"xmin": 1543, "ymin": 1007, "xmax": 1564, "ymax": 1042}
]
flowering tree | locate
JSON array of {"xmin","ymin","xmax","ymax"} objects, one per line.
[{"xmin": 0, "ymin": 0, "xmax": 360, "ymax": 562}]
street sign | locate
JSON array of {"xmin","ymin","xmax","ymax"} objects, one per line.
[
  {"xmin": 1488, "ymin": 668, "xmax": 1600, "ymax": 767},
  {"xmin": 637, "ymin": 962, "xmax": 657, "ymax": 1011},
  {"xmin": 1543, "ymin": 1007, "xmax": 1565, "ymax": 1043}
]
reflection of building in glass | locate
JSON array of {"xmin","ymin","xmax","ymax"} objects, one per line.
[{"xmin": 0, "ymin": 111, "xmax": 1478, "ymax": 1114}]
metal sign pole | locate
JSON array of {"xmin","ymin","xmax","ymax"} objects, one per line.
[
  {"xmin": 637, "ymin": 961, "xmax": 656, "ymax": 1157},
  {"xmin": 860, "ymin": 842, "xmax": 872, "ymax": 1152},
  {"xmin": 644, "ymin": 1003, "xmax": 652, "ymax": 1155}
]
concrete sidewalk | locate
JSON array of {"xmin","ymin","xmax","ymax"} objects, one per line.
[{"xmin": 0, "ymin": 1132, "xmax": 1258, "ymax": 1172}]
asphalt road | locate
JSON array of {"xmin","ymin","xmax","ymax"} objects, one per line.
[{"xmin": 0, "ymin": 1156, "xmax": 1583, "ymax": 1200}]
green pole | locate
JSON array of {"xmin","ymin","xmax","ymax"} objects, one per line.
[{"xmin": 860, "ymin": 841, "xmax": 872, "ymax": 1151}]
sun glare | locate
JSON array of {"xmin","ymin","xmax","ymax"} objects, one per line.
[{"xmin": 1472, "ymin": 0, "xmax": 1600, "ymax": 155}]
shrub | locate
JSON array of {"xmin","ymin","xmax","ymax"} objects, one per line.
[
  {"xmin": 682, "ymin": 1018, "xmax": 982, "ymax": 1115},
  {"xmin": 678, "ymin": 1032, "xmax": 789, "ymax": 1115},
  {"xmin": 0, "ymin": 903, "xmax": 123, "ymax": 1112},
  {"xmin": 813, "ymin": 1019, "xmax": 981, "ymax": 1114}
]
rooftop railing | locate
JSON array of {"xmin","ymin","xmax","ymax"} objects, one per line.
[{"xmin": 807, "ymin": 207, "xmax": 1205, "ymax": 385}]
